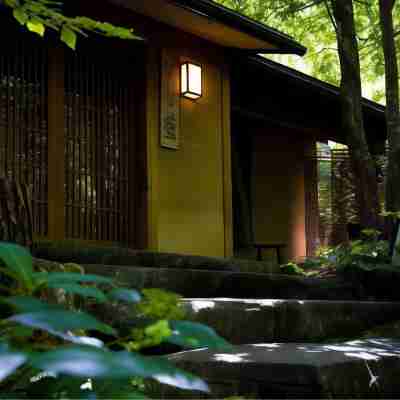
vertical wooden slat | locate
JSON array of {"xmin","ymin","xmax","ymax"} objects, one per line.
[
  {"xmin": 91, "ymin": 60, "xmax": 97, "ymax": 240},
  {"xmin": 48, "ymin": 45, "xmax": 65, "ymax": 241},
  {"xmin": 304, "ymin": 141, "xmax": 320, "ymax": 256},
  {"xmin": 84, "ymin": 56, "xmax": 90, "ymax": 240},
  {"xmin": 127, "ymin": 71, "xmax": 136, "ymax": 246},
  {"xmin": 6, "ymin": 33, "xmax": 11, "ymax": 178},
  {"xmin": 134, "ymin": 47, "xmax": 149, "ymax": 249}
]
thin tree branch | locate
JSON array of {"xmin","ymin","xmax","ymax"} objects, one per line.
[
  {"xmin": 293, "ymin": 0, "xmax": 324, "ymax": 13},
  {"xmin": 324, "ymin": 0, "xmax": 338, "ymax": 32}
]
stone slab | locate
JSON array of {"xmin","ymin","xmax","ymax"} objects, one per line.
[
  {"xmin": 182, "ymin": 298, "xmax": 400, "ymax": 343},
  {"xmin": 156, "ymin": 339, "xmax": 400, "ymax": 399},
  {"xmin": 89, "ymin": 295, "xmax": 400, "ymax": 344},
  {"xmin": 339, "ymin": 264, "xmax": 400, "ymax": 301},
  {"xmin": 32, "ymin": 244, "xmax": 278, "ymax": 273},
  {"xmin": 83, "ymin": 264, "xmax": 358, "ymax": 300}
]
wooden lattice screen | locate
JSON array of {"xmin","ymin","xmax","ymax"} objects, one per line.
[
  {"xmin": 0, "ymin": 17, "xmax": 48, "ymax": 237},
  {"xmin": 330, "ymin": 148, "xmax": 360, "ymax": 244},
  {"xmin": 64, "ymin": 44, "xmax": 134, "ymax": 243},
  {"xmin": 312, "ymin": 147, "xmax": 387, "ymax": 249}
]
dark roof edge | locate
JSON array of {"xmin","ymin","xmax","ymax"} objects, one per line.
[
  {"xmin": 168, "ymin": 0, "xmax": 306, "ymax": 56},
  {"xmin": 248, "ymin": 55, "xmax": 385, "ymax": 115}
]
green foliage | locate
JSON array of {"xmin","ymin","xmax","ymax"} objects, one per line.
[
  {"xmin": 136, "ymin": 288, "xmax": 186, "ymax": 321},
  {"xmin": 381, "ymin": 210, "xmax": 400, "ymax": 220},
  {"xmin": 0, "ymin": 243, "xmax": 231, "ymax": 398},
  {"xmin": 2, "ymin": 0, "xmax": 141, "ymax": 49},
  {"xmin": 280, "ymin": 262, "xmax": 306, "ymax": 276},
  {"xmin": 280, "ymin": 229, "xmax": 391, "ymax": 278},
  {"xmin": 311, "ymin": 229, "xmax": 390, "ymax": 271}
]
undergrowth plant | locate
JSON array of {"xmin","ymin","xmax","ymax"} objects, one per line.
[
  {"xmin": 0, "ymin": 242, "xmax": 231, "ymax": 399},
  {"xmin": 281, "ymin": 229, "xmax": 390, "ymax": 276},
  {"xmin": 315, "ymin": 229, "xmax": 390, "ymax": 270}
]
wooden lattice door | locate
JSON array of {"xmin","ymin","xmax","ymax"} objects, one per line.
[
  {"xmin": 0, "ymin": 17, "xmax": 48, "ymax": 237},
  {"xmin": 64, "ymin": 41, "xmax": 136, "ymax": 244}
]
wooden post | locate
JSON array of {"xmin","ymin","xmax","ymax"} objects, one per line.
[
  {"xmin": 47, "ymin": 46, "xmax": 65, "ymax": 241},
  {"xmin": 145, "ymin": 47, "xmax": 160, "ymax": 251},
  {"xmin": 221, "ymin": 64, "xmax": 233, "ymax": 257}
]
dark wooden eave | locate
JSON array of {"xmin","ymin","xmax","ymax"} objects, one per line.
[
  {"xmin": 108, "ymin": 0, "xmax": 306, "ymax": 55},
  {"xmin": 231, "ymin": 55, "xmax": 386, "ymax": 149},
  {"xmin": 169, "ymin": 0, "xmax": 306, "ymax": 55}
]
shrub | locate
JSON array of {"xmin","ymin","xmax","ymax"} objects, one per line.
[
  {"xmin": 0, "ymin": 242, "xmax": 231, "ymax": 399},
  {"xmin": 317, "ymin": 229, "xmax": 390, "ymax": 270}
]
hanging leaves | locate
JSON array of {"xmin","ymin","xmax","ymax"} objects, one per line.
[{"xmin": 3, "ymin": 0, "xmax": 142, "ymax": 50}]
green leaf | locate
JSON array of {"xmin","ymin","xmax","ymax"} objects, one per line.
[
  {"xmin": 0, "ymin": 242, "xmax": 33, "ymax": 290},
  {"xmin": 61, "ymin": 25, "xmax": 77, "ymax": 50},
  {"xmin": 33, "ymin": 272, "xmax": 114, "ymax": 286},
  {"xmin": 31, "ymin": 346, "xmax": 209, "ymax": 392},
  {"xmin": 167, "ymin": 321, "xmax": 232, "ymax": 350},
  {"xmin": 47, "ymin": 282, "xmax": 107, "ymax": 303},
  {"xmin": 4, "ymin": 0, "xmax": 18, "ymax": 8},
  {"xmin": 0, "ymin": 342, "xmax": 27, "ymax": 381},
  {"xmin": 6, "ymin": 296, "xmax": 62, "ymax": 313},
  {"xmin": 5, "ymin": 325, "xmax": 35, "ymax": 340},
  {"xmin": 13, "ymin": 8, "xmax": 28, "ymax": 25},
  {"xmin": 9, "ymin": 310, "xmax": 116, "ymax": 336},
  {"xmin": 108, "ymin": 288, "xmax": 141, "ymax": 303},
  {"xmin": 27, "ymin": 19, "xmax": 45, "ymax": 37}
]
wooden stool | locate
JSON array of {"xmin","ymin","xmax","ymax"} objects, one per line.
[{"xmin": 254, "ymin": 243, "xmax": 286, "ymax": 264}]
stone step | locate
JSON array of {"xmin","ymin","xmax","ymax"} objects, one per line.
[
  {"xmin": 92, "ymin": 296, "xmax": 400, "ymax": 344},
  {"xmin": 33, "ymin": 245, "xmax": 278, "ymax": 274},
  {"xmin": 182, "ymin": 298, "xmax": 400, "ymax": 344},
  {"xmin": 83, "ymin": 264, "xmax": 357, "ymax": 300},
  {"xmin": 155, "ymin": 339, "xmax": 400, "ymax": 399}
]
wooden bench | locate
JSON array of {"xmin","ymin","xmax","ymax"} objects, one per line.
[{"xmin": 254, "ymin": 243, "xmax": 286, "ymax": 264}]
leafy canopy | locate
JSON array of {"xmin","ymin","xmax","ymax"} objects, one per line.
[
  {"xmin": 1, "ymin": 0, "xmax": 142, "ymax": 49},
  {"xmin": 216, "ymin": 0, "xmax": 400, "ymax": 102}
]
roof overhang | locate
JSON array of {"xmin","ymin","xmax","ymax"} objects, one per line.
[
  {"xmin": 108, "ymin": 0, "xmax": 306, "ymax": 55},
  {"xmin": 248, "ymin": 55, "xmax": 385, "ymax": 116},
  {"xmin": 231, "ymin": 55, "xmax": 386, "ymax": 148}
]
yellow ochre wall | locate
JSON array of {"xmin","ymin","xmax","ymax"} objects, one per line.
[
  {"xmin": 252, "ymin": 131, "xmax": 308, "ymax": 261},
  {"xmin": 146, "ymin": 46, "xmax": 232, "ymax": 258}
]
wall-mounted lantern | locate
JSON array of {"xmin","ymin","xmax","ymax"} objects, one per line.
[{"xmin": 181, "ymin": 62, "xmax": 202, "ymax": 100}]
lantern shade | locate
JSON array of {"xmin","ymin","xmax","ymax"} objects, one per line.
[{"xmin": 181, "ymin": 62, "xmax": 202, "ymax": 100}]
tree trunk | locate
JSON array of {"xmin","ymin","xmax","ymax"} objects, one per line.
[
  {"xmin": 331, "ymin": 0, "xmax": 380, "ymax": 229},
  {"xmin": 379, "ymin": 0, "xmax": 400, "ymax": 239}
]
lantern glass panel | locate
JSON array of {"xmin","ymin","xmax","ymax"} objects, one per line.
[
  {"xmin": 181, "ymin": 63, "xmax": 188, "ymax": 94},
  {"xmin": 188, "ymin": 63, "xmax": 202, "ymax": 97}
]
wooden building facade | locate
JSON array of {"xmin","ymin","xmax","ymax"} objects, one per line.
[{"xmin": 0, "ymin": 0, "xmax": 386, "ymax": 262}]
